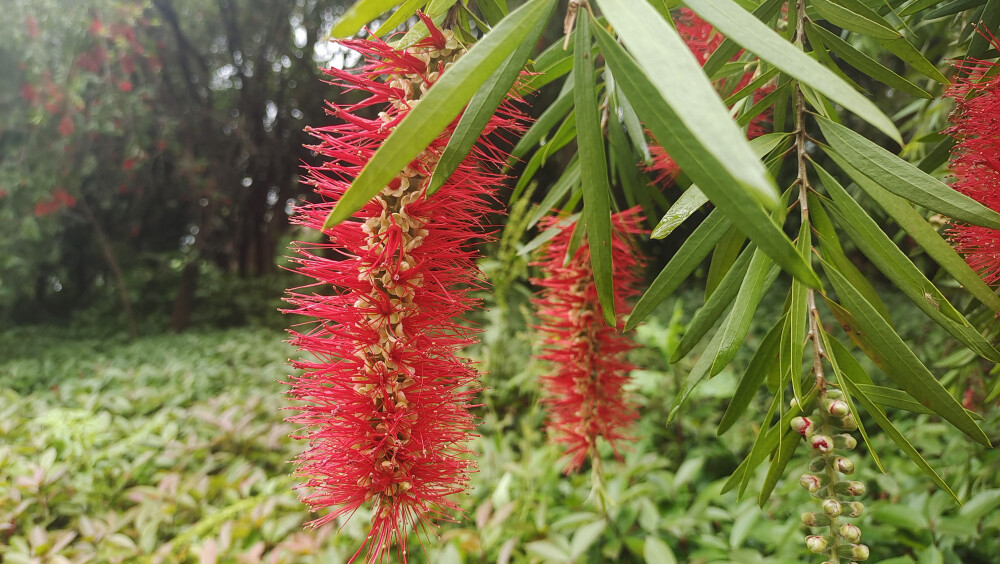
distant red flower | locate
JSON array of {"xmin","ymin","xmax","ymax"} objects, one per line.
[
  {"xmin": 122, "ymin": 158, "xmax": 136, "ymax": 171},
  {"xmin": 25, "ymin": 17, "xmax": 39, "ymax": 39},
  {"xmin": 89, "ymin": 19, "xmax": 104, "ymax": 36},
  {"xmin": 531, "ymin": 207, "xmax": 646, "ymax": 473},
  {"xmin": 945, "ymin": 32, "xmax": 1000, "ymax": 285},
  {"xmin": 21, "ymin": 84, "xmax": 38, "ymax": 105},
  {"xmin": 58, "ymin": 115, "xmax": 75, "ymax": 137},
  {"xmin": 34, "ymin": 188, "xmax": 75, "ymax": 217},
  {"xmin": 284, "ymin": 25, "xmax": 525, "ymax": 563},
  {"xmin": 647, "ymin": 8, "xmax": 773, "ymax": 185},
  {"xmin": 0, "ymin": 189, "xmax": 8, "ymax": 198}
]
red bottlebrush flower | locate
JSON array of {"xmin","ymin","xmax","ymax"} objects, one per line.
[
  {"xmin": 25, "ymin": 17, "xmax": 39, "ymax": 39},
  {"xmin": 284, "ymin": 27, "xmax": 525, "ymax": 563},
  {"xmin": 21, "ymin": 84, "xmax": 39, "ymax": 105},
  {"xmin": 945, "ymin": 33, "xmax": 1000, "ymax": 285},
  {"xmin": 531, "ymin": 207, "xmax": 646, "ymax": 473},
  {"xmin": 647, "ymin": 8, "xmax": 773, "ymax": 185}
]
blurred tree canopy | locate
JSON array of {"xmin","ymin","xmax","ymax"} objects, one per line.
[{"xmin": 0, "ymin": 0, "xmax": 356, "ymax": 332}]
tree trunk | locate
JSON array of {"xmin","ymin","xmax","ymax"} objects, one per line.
[
  {"xmin": 78, "ymin": 198, "xmax": 138, "ymax": 339},
  {"xmin": 169, "ymin": 261, "xmax": 200, "ymax": 332}
]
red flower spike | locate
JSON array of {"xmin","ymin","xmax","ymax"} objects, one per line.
[
  {"xmin": 646, "ymin": 8, "xmax": 774, "ymax": 185},
  {"xmin": 531, "ymin": 208, "xmax": 646, "ymax": 473},
  {"xmin": 284, "ymin": 27, "xmax": 526, "ymax": 564},
  {"xmin": 945, "ymin": 31, "xmax": 1000, "ymax": 285}
]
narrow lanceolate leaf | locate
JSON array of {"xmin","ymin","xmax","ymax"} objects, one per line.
[
  {"xmin": 807, "ymin": 23, "xmax": 932, "ymax": 99},
  {"xmin": 855, "ymin": 383, "xmax": 986, "ymax": 420},
  {"xmin": 372, "ymin": 0, "xmax": 427, "ymax": 36},
  {"xmin": 814, "ymin": 163, "xmax": 1000, "ymax": 363},
  {"xmin": 593, "ymin": 0, "xmax": 779, "ymax": 209},
  {"xmin": 968, "ymin": 0, "xmax": 1000, "ymax": 59},
  {"xmin": 591, "ymin": 21, "xmax": 820, "ymax": 288},
  {"xmin": 331, "ymin": 0, "xmax": 403, "ymax": 38},
  {"xmin": 322, "ymin": 0, "xmax": 553, "ymax": 229},
  {"xmin": 824, "ymin": 151, "xmax": 1000, "ymax": 312},
  {"xmin": 818, "ymin": 117, "xmax": 1000, "ymax": 230},
  {"xmin": 510, "ymin": 75, "xmax": 573, "ymax": 162},
  {"xmin": 477, "ymin": 0, "xmax": 507, "ymax": 26},
  {"xmin": 627, "ymin": 210, "xmax": 731, "ymax": 331},
  {"xmin": 428, "ymin": 9, "xmax": 550, "ymax": 195},
  {"xmin": 703, "ymin": 0, "xmax": 785, "ymax": 77},
  {"xmin": 574, "ymin": 15, "xmax": 615, "ymax": 326},
  {"xmin": 652, "ymin": 186, "xmax": 709, "ymax": 239},
  {"xmin": 787, "ymin": 221, "xmax": 810, "ymax": 408},
  {"xmin": 809, "ymin": 193, "xmax": 892, "ymax": 322},
  {"xmin": 834, "ymin": 343, "xmax": 961, "ymax": 503},
  {"xmin": 759, "ymin": 428, "xmax": 800, "ymax": 506},
  {"xmin": 672, "ymin": 246, "xmax": 754, "ymax": 362},
  {"xmin": 810, "ymin": 0, "xmax": 900, "ymax": 38},
  {"xmin": 819, "ymin": 258, "xmax": 991, "ymax": 447},
  {"xmin": 710, "ymin": 250, "xmax": 778, "ymax": 376},
  {"xmin": 717, "ymin": 316, "xmax": 784, "ymax": 435},
  {"xmin": 684, "ymin": 0, "xmax": 902, "ymax": 144}
]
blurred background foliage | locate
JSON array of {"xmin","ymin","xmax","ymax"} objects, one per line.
[{"xmin": 1, "ymin": 0, "xmax": 1000, "ymax": 562}]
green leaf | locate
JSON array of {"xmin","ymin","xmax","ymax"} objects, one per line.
[
  {"xmin": 855, "ymin": 383, "xmax": 986, "ymax": 420},
  {"xmin": 821, "ymin": 331, "xmax": 886, "ymax": 473},
  {"xmin": 814, "ymin": 162, "xmax": 1000, "ymax": 362},
  {"xmin": 819, "ymin": 257, "xmax": 991, "ymax": 447},
  {"xmin": 721, "ymin": 388, "xmax": 818, "ymax": 496},
  {"xmin": 322, "ymin": 0, "xmax": 554, "ymax": 229},
  {"xmin": 510, "ymin": 76, "xmax": 574, "ymax": 162},
  {"xmin": 967, "ymin": 0, "xmax": 1000, "ymax": 59},
  {"xmin": 684, "ymin": 0, "xmax": 902, "ymax": 144},
  {"xmin": 391, "ymin": 0, "xmax": 458, "ymax": 48},
  {"xmin": 718, "ymin": 316, "xmax": 784, "ymax": 435},
  {"xmin": 823, "ymin": 150, "xmax": 1000, "ymax": 312},
  {"xmin": 651, "ymin": 186, "xmax": 709, "ymax": 239},
  {"xmin": 806, "ymin": 22, "xmax": 932, "ymax": 99},
  {"xmin": 574, "ymin": 15, "xmax": 615, "ymax": 327},
  {"xmin": 835, "ymin": 346, "xmax": 962, "ymax": 503},
  {"xmin": 900, "ymin": 0, "xmax": 946, "ymax": 16},
  {"xmin": 787, "ymin": 222, "xmax": 810, "ymax": 408},
  {"xmin": 759, "ymin": 427, "xmax": 800, "ymax": 506},
  {"xmin": 331, "ymin": 0, "xmax": 404, "ymax": 38},
  {"xmin": 527, "ymin": 159, "xmax": 580, "ymax": 229},
  {"xmin": 477, "ymin": 0, "xmax": 507, "ymax": 26},
  {"xmin": 703, "ymin": 0, "xmax": 786, "ymax": 77},
  {"xmin": 810, "ymin": 0, "xmax": 901, "ymax": 38},
  {"xmin": 591, "ymin": 20, "xmax": 820, "ymax": 288},
  {"xmin": 644, "ymin": 537, "xmax": 678, "ymax": 564},
  {"xmin": 817, "ymin": 117, "xmax": 1000, "ymax": 229},
  {"xmin": 626, "ymin": 210, "xmax": 731, "ymax": 331},
  {"xmin": 710, "ymin": 250, "xmax": 777, "ymax": 376},
  {"xmin": 427, "ymin": 9, "xmax": 549, "ymax": 195},
  {"xmin": 706, "ymin": 226, "xmax": 747, "ymax": 299},
  {"xmin": 520, "ymin": 213, "xmax": 581, "ymax": 257},
  {"xmin": 593, "ymin": 0, "xmax": 779, "ymax": 209},
  {"xmin": 512, "ymin": 111, "xmax": 576, "ymax": 200},
  {"xmin": 372, "ymin": 0, "xmax": 427, "ymax": 36},
  {"xmin": 673, "ymin": 245, "xmax": 754, "ymax": 362},
  {"xmin": 808, "ymin": 192, "xmax": 893, "ymax": 322}
]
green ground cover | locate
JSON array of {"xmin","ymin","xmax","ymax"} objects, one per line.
[{"xmin": 1, "ymin": 324, "xmax": 998, "ymax": 563}]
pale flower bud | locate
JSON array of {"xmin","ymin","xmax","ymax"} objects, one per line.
[
  {"xmin": 839, "ymin": 523, "xmax": 862, "ymax": 543},
  {"xmin": 799, "ymin": 473, "xmax": 823, "ymax": 493},
  {"xmin": 834, "ymin": 434, "xmax": 858, "ymax": 450},
  {"xmin": 805, "ymin": 535, "xmax": 828, "ymax": 553},
  {"xmin": 790, "ymin": 416, "xmax": 813, "ymax": 437},
  {"xmin": 835, "ymin": 456, "xmax": 855, "ymax": 475},
  {"xmin": 835, "ymin": 480, "xmax": 866, "ymax": 496},
  {"xmin": 822, "ymin": 498, "xmax": 842, "ymax": 517},
  {"xmin": 801, "ymin": 512, "xmax": 832, "ymax": 527},
  {"xmin": 811, "ymin": 434, "xmax": 833, "ymax": 453},
  {"xmin": 824, "ymin": 398, "xmax": 850, "ymax": 417},
  {"xmin": 844, "ymin": 501, "xmax": 865, "ymax": 518}
]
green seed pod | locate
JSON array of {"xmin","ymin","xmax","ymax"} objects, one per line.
[
  {"xmin": 801, "ymin": 512, "xmax": 832, "ymax": 527},
  {"xmin": 805, "ymin": 535, "xmax": 828, "ymax": 553}
]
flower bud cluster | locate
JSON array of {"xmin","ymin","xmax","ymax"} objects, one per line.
[{"xmin": 793, "ymin": 389, "xmax": 869, "ymax": 562}]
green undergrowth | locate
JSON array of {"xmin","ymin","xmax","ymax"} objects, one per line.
[{"xmin": 1, "ymin": 320, "xmax": 998, "ymax": 563}]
